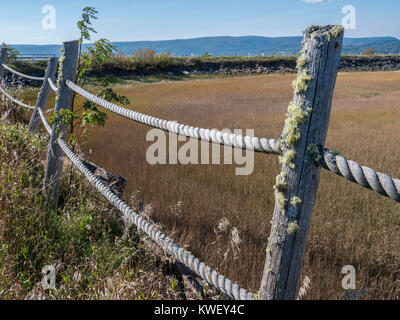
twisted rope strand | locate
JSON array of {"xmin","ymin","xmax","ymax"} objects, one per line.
[
  {"xmin": 37, "ymin": 109, "xmax": 254, "ymax": 300},
  {"xmin": 2, "ymin": 63, "xmax": 45, "ymax": 81},
  {"xmin": 0, "ymin": 85, "xmax": 35, "ymax": 110},
  {"xmin": 66, "ymin": 80, "xmax": 281, "ymax": 155},
  {"xmin": 320, "ymin": 149, "xmax": 400, "ymax": 203},
  {"xmin": 48, "ymin": 78, "xmax": 59, "ymax": 92},
  {"xmin": 37, "ymin": 108, "xmax": 52, "ymax": 134}
]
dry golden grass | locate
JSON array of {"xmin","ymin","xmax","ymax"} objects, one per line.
[{"xmin": 80, "ymin": 71, "xmax": 400, "ymax": 299}]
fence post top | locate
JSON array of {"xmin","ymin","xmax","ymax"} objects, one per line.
[
  {"xmin": 303, "ymin": 25, "xmax": 345, "ymax": 38},
  {"xmin": 63, "ymin": 40, "xmax": 80, "ymax": 46}
]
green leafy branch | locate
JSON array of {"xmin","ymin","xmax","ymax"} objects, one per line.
[
  {"xmin": 77, "ymin": 7, "xmax": 98, "ymax": 43},
  {"xmin": 64, "ymin": 7, "xmax": 130, "ymax": 138}
]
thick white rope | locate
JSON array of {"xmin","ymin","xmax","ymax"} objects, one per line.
[
  {"xmin": 263, "ymin": 139, "xmax": 400, "ymax": 203},
  {"xmin": 37, "ymin": 108, "xmax": 52, "ymax": 134},
  {"xmin": 320, "ymin": 149, "xmax": 400, "ymax": 203},
  {"xmin": 37, "ymin": 108, "xmax": 254, "ymax": 301},
  {"xmin": 0, "ymin": 85, "xmax": 35, "ymax": 110},
  {"xmin": 48, "ymin": 78, "xmax": 58, "ymax": 92},
  {"xmin": 66, "ymin": 80, "xmax": 281, "ymax": 155},
  {"xmin": 2, "ymin": 63, "xmax": 45, "ymax": 81}
]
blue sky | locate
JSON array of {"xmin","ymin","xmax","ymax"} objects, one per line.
[{"xmin": 1, "ymin": 0, "xmax": 399, "ymax": 44}]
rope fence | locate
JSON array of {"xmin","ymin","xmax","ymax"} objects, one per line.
[
  {"xmin": 0, "ymin": 48, "xmax": 255, "ymax": 300},
  {"xmin": 0, "ymin": 28, "xmax": 399, "ymax": 300},
  {"xmin": 36, "ymin": 107, "xmax": 254, "ymax": 300}
]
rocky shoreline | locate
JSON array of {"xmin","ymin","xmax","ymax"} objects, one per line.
[
  {"xmin": 156, "ymin": 55, "xmax": 400, "ymax": 76},
  {"xmin": 93, "ymin": 55, "xmax": 400, "ymax": 78},
  {"xmin": 4, "ymin": 55, "xmax": 400, "ymax": 87}
]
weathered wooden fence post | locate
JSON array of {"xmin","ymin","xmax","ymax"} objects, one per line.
[
  {"xmin": 44, "ymin": 40, "xmax": 79, "ymax": 208},
  {"xmin": 260, "ymin": 25, "xmax": 344, "ymax": 300},
  {"xmin": 28, "ymin": 57, "xmax": 59, "ymax": 132},
  {"xmin": 0, "ymin": 48, "xmax": 8, "ymax": 80}
]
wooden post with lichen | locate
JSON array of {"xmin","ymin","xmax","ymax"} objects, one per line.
[
  {"xmin": 259, "ymin": 25, "xmax": 344, "ymax": 300},
  {"xmin": 28, "ymin": 57, "xmax": 59, "ymax": 132},
  {"xmin": 44, "ymin": 40, "xmax": 79, "ymax": 208},
  {"xmin": 0, "ymin": 48, "xmax": 8, "ymax": 80}
]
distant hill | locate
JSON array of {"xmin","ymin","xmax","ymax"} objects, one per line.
[{"xmin": 11, "ymin": 36, "xmax": 400, "ymax": 57}]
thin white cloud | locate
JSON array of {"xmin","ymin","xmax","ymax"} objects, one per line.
[{"xmin": 302, "ymin": 0, "xmax": 325, "ymax": 3}]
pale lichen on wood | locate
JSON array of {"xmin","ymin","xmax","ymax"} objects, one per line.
[
  {"xmin": 292, "ymin": 71, "xmax": 313, "ymax": 94},
  {"xmin": 55, "ymin": 49, "xmax": 66, "ymax": 104},
  {"xmin": 296, "ymin": 56, "xmax": 307, "ymax": 70},
  {"xmin": 287, "ymin": 222, "xmax": 299, "ymax": 235},
  {"xmin": 290, "ymin": 197, "xmax": 302, "ymax": 206}
]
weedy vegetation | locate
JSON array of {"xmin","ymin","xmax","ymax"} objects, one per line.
[{"xmin": 0, "ymin": 109, "xmax": 194, "ymax": 300}]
